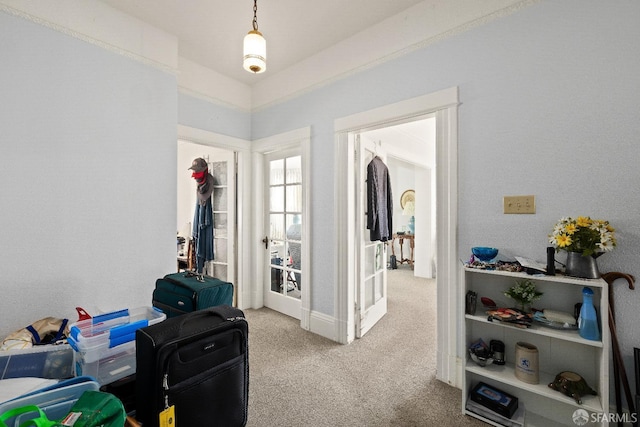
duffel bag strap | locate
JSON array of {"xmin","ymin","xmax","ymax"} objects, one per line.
[{"xmin": 0, "ymin": 405, "xmax": 60, "ymax": 427}]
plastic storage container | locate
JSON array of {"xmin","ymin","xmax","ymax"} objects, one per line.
[
  {"xmin": 0, "ymin": 377, "xmax": 99, "ymax": 426},
  {"xmin": 0, "ymin": 344, "xmax": 73, "ymax": 380},
  {"xmin": 68, "ymin": 307, "xmax": 166, "ymax": 349},
  {"xmin": 67, "ymin": 307, "xmax": 165, "ymax": 385}
]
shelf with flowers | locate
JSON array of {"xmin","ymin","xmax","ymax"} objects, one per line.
[{"xmin": 548, "ymin": 216, "xmax": 616, "ymax": 279}]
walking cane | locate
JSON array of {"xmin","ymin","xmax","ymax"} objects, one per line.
[{"xmin": 601, "ymin": 272, "xmax": 636, "ymax": 427}]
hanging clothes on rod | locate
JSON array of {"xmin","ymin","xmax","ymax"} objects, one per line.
[
  {"xmin": 366, "ymin": 155, "xmax": 393, "ymax": 242},
  {"xmin": 189, "ymin": 157, "xmax": 215, "ymax": 276}
]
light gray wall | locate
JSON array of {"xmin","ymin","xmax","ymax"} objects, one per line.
[
  {"xmin": 178, "ymin": 93, "xmax": 251, "ymax": 141},
  {"xmin": 0, "ymin": 12, "xmax": 178, "ymax": 333},
  {"xmin": 251, "ymin": 0, "xmax": 640, "ymax": 382}
]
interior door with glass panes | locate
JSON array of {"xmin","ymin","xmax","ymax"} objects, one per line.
[
  {"xmin": 356, "ymin": 135, "xmax": 388, "ymax": 338},
  {"xmin": 264, "ymin": 149, "xmax": 303, "ymax": 319},
  {"xmin": 203, "ymin": 153, "xmax": 236, "ymax": 291}
]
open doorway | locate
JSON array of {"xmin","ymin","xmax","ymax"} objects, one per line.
[
  {"xmin": 360, "ymin": 116, "xmax": 437, "ymax": 279},
  {"xmin": 334, "ymin": 87, "xmax": 459, "ymax": 386},
  {"xmin": 177, "ymin": 140, "xmax": 237, "ymax": 298},
  {"xmin": 345, "ymin": 117, "xmax": 436, "ymax": 341}
]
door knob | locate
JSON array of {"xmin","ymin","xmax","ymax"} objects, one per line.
[{"xmin": 262, "ymin": 236, "xmax": 269, "ymax": 249}]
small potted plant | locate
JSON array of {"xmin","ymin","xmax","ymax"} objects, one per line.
[{"xmin": 504, "ymin": 279, "xmax": 543, "ymax": 312}]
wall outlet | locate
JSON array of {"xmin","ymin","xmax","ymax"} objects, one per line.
[{"xmin": 503, "ymin": 195, "xmax": 536, "ymax": 214}]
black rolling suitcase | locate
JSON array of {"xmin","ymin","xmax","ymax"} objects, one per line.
[
  {"xmin": 135, "ymin": 305, "xmax": 248, "ymax": 427},
  {"xmin": 153, "ymin": 272, "xmax": 234, "ymax": 318}
]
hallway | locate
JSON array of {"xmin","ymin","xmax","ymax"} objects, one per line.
[{"xmin": 244, "ymin": 267, "xmax": 485, "ymax": 426}]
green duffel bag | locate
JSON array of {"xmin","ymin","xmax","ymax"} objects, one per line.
[{"xmin": 58, "ymin": 391, "xmax": 125, "ymax": 427}]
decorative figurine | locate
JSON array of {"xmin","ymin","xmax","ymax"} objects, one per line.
[{"xmin": 548, "ymin": 371, "xmax": 597, "ymax": 404}]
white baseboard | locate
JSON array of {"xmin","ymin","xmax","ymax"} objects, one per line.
[
  {"xmin": 455, "ymin": 356, "xmax": 463, "ymax": 389},
  {"xmin": 437, "ymin": 351, "xmax": 463, "ymax": 389},
  {"xmin": 308, "ymin": 310, "xmax": 338, "ymax": 342}
]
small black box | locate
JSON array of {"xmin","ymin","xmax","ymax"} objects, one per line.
[{"xmin": 470, "ymin": 382, "xmax": 519, "ymax": 419}]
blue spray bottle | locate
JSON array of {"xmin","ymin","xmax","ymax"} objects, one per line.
[{"xmin": 578, "ymin": 287, "xmax": 600, "ymax": 341}]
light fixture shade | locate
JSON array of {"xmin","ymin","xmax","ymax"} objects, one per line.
[{"xmin": 243, "ymin": 30, "xmax": 266, "ymax": 73}]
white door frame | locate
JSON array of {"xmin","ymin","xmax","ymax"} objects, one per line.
[
  {"xmin": 333, "ymin": 87, "xmax": 459, "ymax": 385},
  {"xmin": 252, "ymin": 127, "xmax": 311, "ymax": 329},
  {"xmin": 177, "ymin": 124, "xmax": 252, "ymax": 310}
]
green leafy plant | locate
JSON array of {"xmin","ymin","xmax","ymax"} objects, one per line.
[
  {"xmin": 549, "ymin": 216, "xmax": 616, "ymax": 257},
  {"xmin": 504, "ymin": 279, "xmax": 543, "ymax": 311}
]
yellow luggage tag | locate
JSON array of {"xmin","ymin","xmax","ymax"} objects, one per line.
[{"xmin": 159, "ymin": 405, "xmax": 176, "ymax": 427}]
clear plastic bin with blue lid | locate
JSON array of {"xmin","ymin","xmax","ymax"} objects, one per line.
[
  {"xmin": 67, "ymin": 306, "xmax": 166, "ymax": 353},
  {"xmin": 67, "ymin": 306, "xmax": 165, "ymax": 385}
]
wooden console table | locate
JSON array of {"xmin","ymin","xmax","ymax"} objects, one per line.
[{"xmin": 391, "ymin": 233, "xmax": 414, "ymax": 268}]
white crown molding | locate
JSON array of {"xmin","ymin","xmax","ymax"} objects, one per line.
[
  {"xmin": 0, "ymin": 0, "xmax": 178, "ymax": 74},
  {"xmin": 177, "ymin": 124, "xmax": 251, "ymax": 152},
  {"xmin": 251, "ymin": 0, "xmax": 539, "ymax": 111},
  {"xmin": 251, "ymin": 127, "xmax": 311, "ymax": 154},
  {"xmin": 2, "ymin": 0, "xmax": 539, "ymax": 112},
  {"xmin": 178, "ymin": 57, "xmax": 252, "ymax": 113}
]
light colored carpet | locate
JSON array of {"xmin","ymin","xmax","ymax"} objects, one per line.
[{"xmin": 244, "ymin": 266, "xmax": 487, "ymax": 427}]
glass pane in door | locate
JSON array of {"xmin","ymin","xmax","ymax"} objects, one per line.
[
  {"xmin": 270, "ymin": 159, "xmax": 284, "ymax": 185},
  {"xmin": 286, "ymin": 185, "xmax": 302, "ymax": 212},
  {"xmin": 286, "ymin": 213, "xmax": 302, "ymax": 293},
  {"xmin": 364, "ymin": 242, "xmax": 384, "ymax": 309}
]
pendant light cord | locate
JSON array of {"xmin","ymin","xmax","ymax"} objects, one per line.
[{"xmin": 252, "ymin": 0, "xmax": 259, "ymax": 31}]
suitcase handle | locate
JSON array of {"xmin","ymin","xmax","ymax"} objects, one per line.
[{"xmin": 177, "ymin": 306, "xmax": 239, "ymax": 331}]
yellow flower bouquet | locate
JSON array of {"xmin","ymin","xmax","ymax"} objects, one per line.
[{"xmin": 549, "ymin": 216, "xmax": 616, "ymax": 257}]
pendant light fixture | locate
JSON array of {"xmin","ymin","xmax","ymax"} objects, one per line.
[{"xmin": 243, "ymin": 0, "xmax": 266, "ymax": 73}]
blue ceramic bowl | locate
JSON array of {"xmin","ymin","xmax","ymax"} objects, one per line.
[{"xmin": 472, "ymin": 247, "xmax": 499, "ymax": 262}]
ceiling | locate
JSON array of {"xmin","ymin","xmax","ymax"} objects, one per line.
[
  {"xmin": 363, "ymin": 118, "xmax": 436, "ymax": 167},
  {"xmin": 97, "ymin": 0, "xmax": 427, "ymax": 86},
  {"xmin": 94, "ymin": 1, "xmax": 519, "ymax": 156}
]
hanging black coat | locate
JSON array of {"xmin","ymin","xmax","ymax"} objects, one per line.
[{"xmin": 366, "ymin": 156, "xmax": 393, "ymax": 241}]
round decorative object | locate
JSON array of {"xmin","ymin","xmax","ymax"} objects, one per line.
[
  {"xmin": 400, "ymin": 189, "xmax": 415, "ymax": 209},
  {"xmin": 565, "ymin": 252, "xmax": 600, "ymax": 279}
]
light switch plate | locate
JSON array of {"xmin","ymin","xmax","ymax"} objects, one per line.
[{"xmin": 504, "ymin": 195, "xmax": 536, "ymax": 214}]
